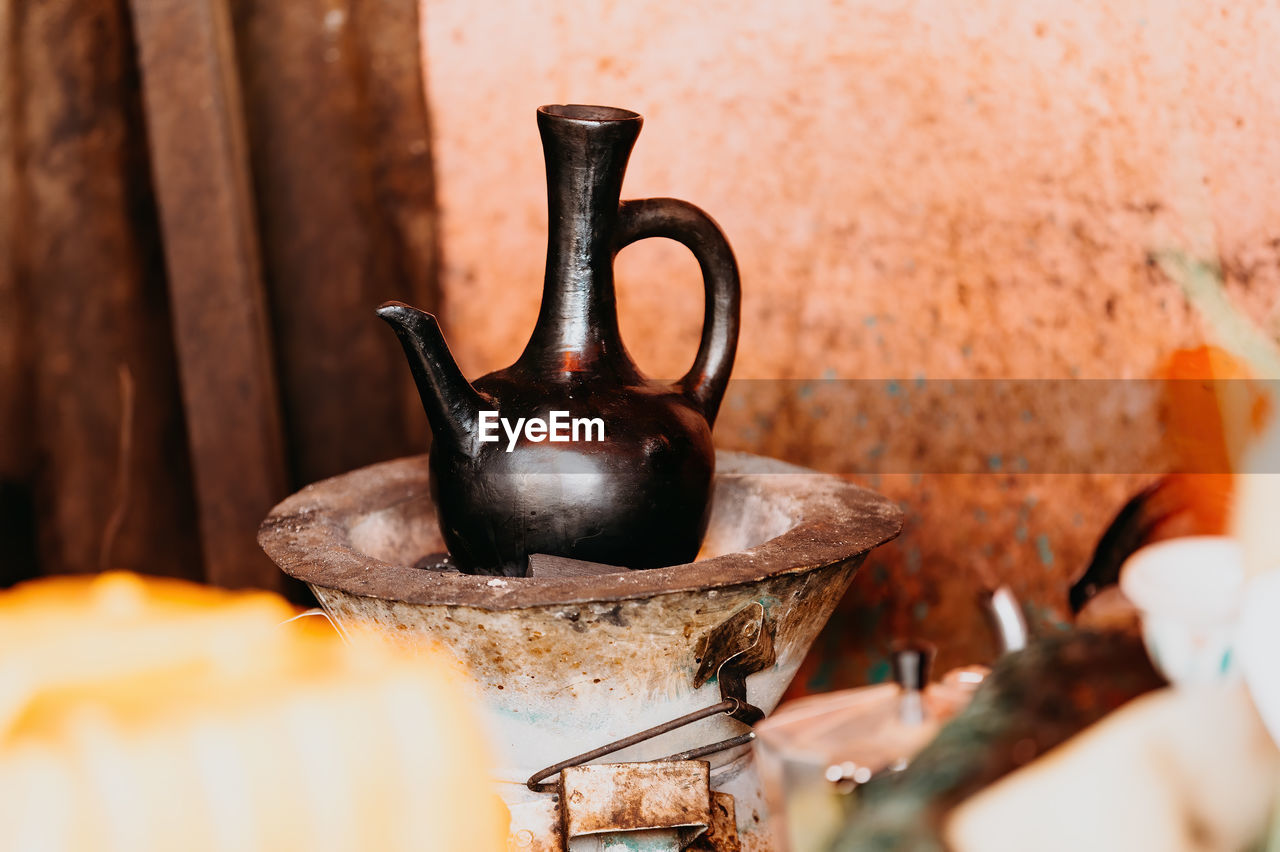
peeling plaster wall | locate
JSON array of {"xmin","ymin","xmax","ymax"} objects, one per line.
[{"xmin": 420, "ymin": 0, "xmax": 1280, "ymax": 684}]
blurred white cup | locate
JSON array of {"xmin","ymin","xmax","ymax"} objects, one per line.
[{"xmin": 1120, "ymin": 535, "xmax": 1244, "ymax": 686}]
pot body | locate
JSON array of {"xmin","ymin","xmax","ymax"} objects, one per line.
[{"xmin": 430, "ymin": 372, "xmax": 716, "ymax": 575}]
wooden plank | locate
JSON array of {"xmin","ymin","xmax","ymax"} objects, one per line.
[
  {"xmin": 0, "ymin": 0, "xmax": 24, "ymax": 483},
  {"xmin": 353, "ymin": 0, "xmax": 443, "ymax": 450},
  {"xmin": 0, "ymin": 0, "xmax": 37, "ymax": 586},
  {"xmin": 229, "ymin": 0, "xmax": 439, "ymax": 484},
  {"xmin": 352, "ymin": 0, "xmax": 442, "ymax": 310},
  {"xmin": 13, "ymin": 0, "xmax": 203, "ymax": 581},
  {"xmin": 129, "ymin": 0, "xmax": 289, "ymax": 590}
]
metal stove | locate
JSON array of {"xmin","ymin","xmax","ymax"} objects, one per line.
[{"xmin": 259, "ymin": 451, "xmax": 902, "ymax": 851}]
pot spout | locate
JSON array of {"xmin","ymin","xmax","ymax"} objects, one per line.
[{"xmin": 377, "ymin": 300, "xmax": 486, "ymax": 451}]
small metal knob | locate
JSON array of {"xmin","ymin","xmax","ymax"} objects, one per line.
[
  {"xmin": 891, "ymin": 643, "xmax": 935, "ymax": 692},
  {"xmin": 892, "ymin": 643, "xmax": 936, "ymax": 726}
]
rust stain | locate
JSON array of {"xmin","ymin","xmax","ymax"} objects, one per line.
[{"xmin": 689, "ymin": 792, "xmax": 741, "ymax": 852}]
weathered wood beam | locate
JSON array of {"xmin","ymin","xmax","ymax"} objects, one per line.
[
  {"xmin": 129, "ymin": 0, "xmax": 289, "ymax": 590},
  {"xmin": 0, "ymin": 0, "xmax": 36, "ymax": 585},
  {"xmin": 229, "ymin": 0, "xmax": 439, "ymax": 484},
  {"xmin": 13, "ymin": 0, "xmax": 202, "ymax": 581}
]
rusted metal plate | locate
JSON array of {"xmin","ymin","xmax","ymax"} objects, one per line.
[
  {"xmin": 507, "ymin": 793, "xmax": 565, "ymax": 852},
  {"xmin": 690, "ymin": 793, "xmax": 741, "ymax": 852},
  {"xmin": 693, "ymin": 602, "xmax": 776, "ymax": 726},
  {"xmin": 560, "ymin": 761, "xmax": 711, "ymax": 840},
  {"xmin": 569, "ymin": 830, "xmax": 684, "ymax": 851},
  {"xmin": 694, "ymin": 604, "xmax": 774, "ymax": 689}
]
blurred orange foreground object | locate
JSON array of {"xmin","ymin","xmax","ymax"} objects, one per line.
[
  {"xmin": 0, "ymin": 572, "xmax": 507, "ymax": 852},
  {"xmin": 1155, "ymin": 346, "xmax": 1271, "ymax": 537}
]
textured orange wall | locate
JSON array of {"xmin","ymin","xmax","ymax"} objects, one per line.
[{"xmin": 420, "ymin": 1, "xmax": 1280, "ymax": 683}]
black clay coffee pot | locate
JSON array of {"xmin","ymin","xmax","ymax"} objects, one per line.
[{"xmin": 379, "ymin": 104, "xmax": 739, "ymax": 577}]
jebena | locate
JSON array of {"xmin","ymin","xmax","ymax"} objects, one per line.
[{"xmin": 478, "ymin": 410, "xmax": 606, "ymax": 452}]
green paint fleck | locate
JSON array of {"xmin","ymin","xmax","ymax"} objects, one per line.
[
  {"xmin": 864, "ymin": 315, "xmax": 879, "ymax": 327},
  {"xmin": 886, "ymin": 379, "xmax": 902, "ymax": 397},
  {"xmin": 807, "ymin": 655, "xmax": 838, "ymax": 691},
  {"xmin": 756, "ymin": 595, "xmax": 781, "ymax": 614},
  {"xmin": 867, "ymin": 659, "xmax": 892, "ymax": 684},
  {"xmin": 1036, "ymin": 533, "xmax": 1055, "ymax": 568},
  {"xmin": 1014, "ymin": 524, "xmax": 1028, "ymax": 542},
  {"xmin": 905, "ymin": 548, "xmax": 922, "ymax": 574},
  {"xmin": 913, "ymin": 601, "xmax": 929, "ymax": 621},
  {"xmin": 987, "ymin": 454, "xmax": 1003, "ymax": 472}
]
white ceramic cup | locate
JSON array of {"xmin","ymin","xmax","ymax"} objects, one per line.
[
  {"xmin": 1119, "ymin": 535, "xmax": 1244, "ymax": 686},
  {"xmin": 1238, "ymin": 570, "xmax": 1280, "ymax": 747}
]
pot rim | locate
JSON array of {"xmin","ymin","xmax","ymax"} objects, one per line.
[{"xmin": 257, "ymin": 450, "xmax": 903, "ymax": 611}]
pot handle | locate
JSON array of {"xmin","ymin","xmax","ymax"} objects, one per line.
[
  {"xmin": 617, "ymin": 198, "xmax": 741, "ymax": 424},
  {"xmin": 526, "ymin": 603, "xmax": 773, "ymax": 793}
]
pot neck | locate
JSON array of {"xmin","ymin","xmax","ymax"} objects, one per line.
[{"xmin": 520, "ymin": 105, "xmax": 642, "ymax": 376}]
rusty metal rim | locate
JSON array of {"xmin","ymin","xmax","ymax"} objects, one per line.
[{"xmin": 257, "ymin": 450, "xmax": 902, "ymax": 610}]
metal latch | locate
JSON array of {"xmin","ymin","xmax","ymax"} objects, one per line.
[
  {"xmin": 527, "ymin": 602, "xmax": 776, "ymax": 793},
  {"xmin": 560, "ymin": 761, "xmax": 712, "ymax": 851}
]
